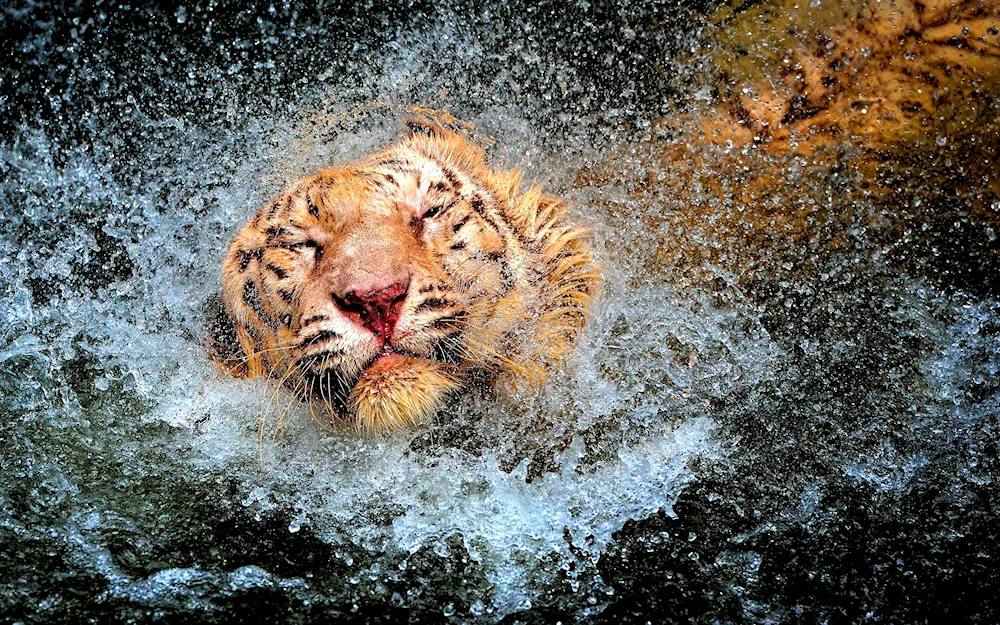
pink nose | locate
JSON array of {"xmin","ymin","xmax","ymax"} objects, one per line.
[{"xmin": 334, "ymin": 281, "xmax": 408, "ymax": 337}]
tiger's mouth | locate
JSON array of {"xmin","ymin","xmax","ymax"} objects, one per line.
[{"xmin": 300, "ymin": 344, "xmax": 461, "ymax": 431}]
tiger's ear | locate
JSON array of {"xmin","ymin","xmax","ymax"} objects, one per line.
[
  {"xmin": 404, "ymin": 118, "xmax": 454, "ymax": 139},
  {"xmin": 403, "ymin": 117, "xmax": 487, "ymax": 173}
]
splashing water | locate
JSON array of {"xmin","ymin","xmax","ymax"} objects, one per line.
[{"xmin": 2, "ymin": 0, "xmax": 999, "ymax": 623}]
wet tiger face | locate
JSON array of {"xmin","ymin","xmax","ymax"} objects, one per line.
[{"xmin": 219, "ymin": 124, "xmax": 566, "ymax": 431}]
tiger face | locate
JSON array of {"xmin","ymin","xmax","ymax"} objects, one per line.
[{"xmin": 215, "ymin": 121, "xmax": 597, "ymax": 433}]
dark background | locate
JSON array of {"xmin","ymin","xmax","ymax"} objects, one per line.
[{"xmin": 2, "ymin": 1, "xmax": 999, "ymax": 623}]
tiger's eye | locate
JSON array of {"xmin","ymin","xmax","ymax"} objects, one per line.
[{"xmin": 292, "ymin": 240, "xmax": 323, "ymax": 262}]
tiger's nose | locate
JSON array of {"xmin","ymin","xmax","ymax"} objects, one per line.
[{"xmin": 333, "ymin": 280, "xmax": 409, "ymax": 337}]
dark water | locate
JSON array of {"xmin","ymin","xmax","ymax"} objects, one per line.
[{"xmin": 2, "ymin": 1, "xmax": 999, "ymax": 623}]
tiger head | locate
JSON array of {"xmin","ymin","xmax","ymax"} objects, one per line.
[{"xmin": 213, "ymin": 121, "xmax": 597, "ymax": 433}]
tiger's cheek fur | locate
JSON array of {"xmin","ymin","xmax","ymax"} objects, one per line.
[{"xmin": 254, "ymin": 250, "xmax": 303, "ymax": 328}]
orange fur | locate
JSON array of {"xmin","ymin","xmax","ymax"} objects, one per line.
[{"xmin": 214, "ymin": 120, "xmax": 597, "ymax": 432}]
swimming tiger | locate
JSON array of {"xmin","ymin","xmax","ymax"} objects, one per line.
[{"xmin": 208, "ymin": 120, "xmax": 597, "ymax": 433}]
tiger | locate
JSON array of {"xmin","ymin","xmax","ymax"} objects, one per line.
[
  {"xmin": 209, "ymin": 120, "xmax": 598, "ymax": 434},
  {"xmin": 574, "ymin": 0, "xmax": 999, "ymax": 296},
  {"xmin": 692, "ymin": 0, "xmax": 1000, "ymax": 151}
]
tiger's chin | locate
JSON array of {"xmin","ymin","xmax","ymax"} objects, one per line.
[{"xmin": 346, "ymin": 353, "xmax": 461, "ymax": 433}]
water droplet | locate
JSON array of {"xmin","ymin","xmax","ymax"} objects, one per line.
[{"xmin": 433, "ymin": 540, "xmax": 450, "ymax": 558}]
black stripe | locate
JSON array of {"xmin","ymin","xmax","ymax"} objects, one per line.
[
  {"xmin": 422, "ymin": 154, "xmax": 519, "ymax": 249},
  {"xmin": 450, "ymin": 241, "xmax": 467, "ymax": 250},
  {"xmin": 475, "ymin": 192, "xmax": 528, "ymax": 252},
  {"xmin": 302, "ymin": 314, "xmax": 329, "ymax": 326},
  {"xmin": 470, "ymin": 194, "xmax": 510, "ymax": 241},
  {"xmin": 405, "ymin": 120, "xmax": 438, "ymax": 136},
  {"xmin": 278, "ymin": 289, "xmax": 295, "ymax": 304},
  {"xmin": 426, "ymin": 197, "xmax": 459, "ymax": 219},
  {"xmin": 431, "ymin": 334, "xmax": 465, "ymax": 365},
  {"xmin": 302, "ymin": 330, "xmax": 342, "ymax": 347},
  {"xmin": 245, "ymin": 322, "xmax": 262, "ymax": 343},
  {"xmin": 440, "ymin": 165, "xmax": 461, "ymax": 188},
  {"xmin": 379, "ymin": 167, "xmax": 424, "ymax": 182},
  {"xmin": 238, "ymin": 248, "xmax": 262, "ymax": 272},
  {"xmin": 306, "ymin": 194, "xmax": 319, "ymax": 217},
  {"xmin": 418, "ymin": 154, "xmax": 466, "ymax": 195},
  {"xmin": 243, "ymin": 280, "xmax": 270, "ymax": 321},
  {"xmin": 250, "ymin": 336, "xmax": 264, "ymax": 362},
  {"xmin": 451, "ymin": 215, "xmax": 471, "ymax": 233},
  {"xmin": 265, "ymin": 263, "xmax": 288, "ymax": 280},
  {"xmin": 430, "ymin": 314, "xmax": 465, "ymax": 330},
  {"xmin": 471, "ymin": 250, "xmax": 515, "ymax": 294},
  {"xmin": 414, "ymin": 297, "xmax": 453, "ymax": 313},
  {"xmin": 470, "ymin": 197, "xmax": 486, "ymax": 217},
  {"xmin": 499, "ymin": 258, "xmax": 516, "ymax": 292},
  {"xmin": 268, "ymin": 196, "xmax": 293, "ymax": 220}
]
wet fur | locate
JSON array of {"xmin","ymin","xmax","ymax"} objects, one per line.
[{"xmin": 212, "ymin": 121, "xmax": 597, "ymax": 432}]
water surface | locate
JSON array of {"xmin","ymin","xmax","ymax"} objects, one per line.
[{"xmin": 2, "ymin": 1, "xmax": 999, "ymax": 622}]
